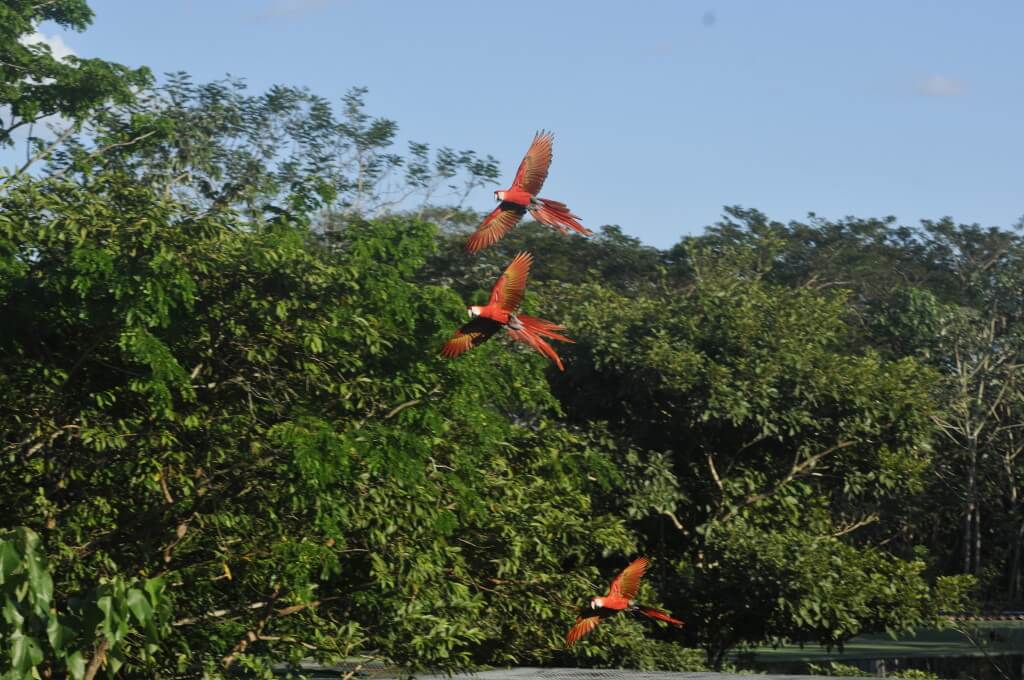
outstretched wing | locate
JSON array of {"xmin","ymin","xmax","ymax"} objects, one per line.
[
  {"xmin": 440, "ymin": 317, "xmax": 501, "ymax": 358},
  {"xmin": 565, "ymin": 615, "xmax": 603, "ymax": 647},
  {"xmin": 488, "ymin": 252, "xmax": 533, "ymax": 313},
  {"xmin": 607, "ymin": 556, "xmax": 650, "ymax": 600},
  {"xmin": 511, "ymin": 130, "xmax": 554, "ymax": 196},
  {"xmin": 465, "ymin": 204, "xmax": 527, "ymax": 253}
]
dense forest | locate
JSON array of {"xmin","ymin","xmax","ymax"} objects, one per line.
[{"xmin": 1, "ymin": 1, "xmax": 1020, "ymax": 678}]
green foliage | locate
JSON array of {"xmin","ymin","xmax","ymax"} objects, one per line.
[
  {"xmin": 890, "ymin": 669, "xmax": 939, "ymax": 680},
  {"xmin": 0, "ymin": 0, "xmax": 151, "ymax": 149},
  {"xmin": 534, "ymin": 240, "xmax": 967, "ymax": 664},
  {"xmin": 2, "ymin": 2, "xmax": 1013, "ymax": 671},
  {"xmin": 0, "ymin": 527, "xmax": 167, "ymax": 679},
  {"xmin": 0, "ymin": 166, "xmax": 684, "ymax": 674},
  {"xmin": 690, "ymin": 521, "xmax": 967, "ymax": 660},
  {"xmin": 808, "ymin": 661, "xmax": 870, "ymax": 676},
  {"xmin": 47, "ymin": 75, "xmax": 499, "ymax": 221},
  {"xmin": 427, "ymin": 222, "xmax": 667, "ymax": 303}
]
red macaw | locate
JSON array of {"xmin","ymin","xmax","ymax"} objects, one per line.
[
  {"xmin": 565, "ymin": 556, "xmax": 684, "ymax": 647},
  {"xmin": 440, "ymin": 252, "xmax": 573, "ymax": 370},
  {"xmin": 465, "ymin": 131, "xmax": 592, "ymax": 253}
]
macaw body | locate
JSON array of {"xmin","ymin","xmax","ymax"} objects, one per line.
[
  {"xmin": 441, "ymin": 252, "xmax": 573, "ymax": 370},
  {"xmin": 565, "ymin": 556, "xmax": 684, "ymax": 647},
  {"xmin": 466, "ymin": 131, "xmax": 592, "ymax": 253}
]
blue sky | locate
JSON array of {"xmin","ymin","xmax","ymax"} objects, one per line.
[{"xmin": 27, "ymin": 0, "xmax": 1024, "ymax": 248}]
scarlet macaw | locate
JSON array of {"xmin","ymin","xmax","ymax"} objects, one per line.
[
  {"xmin": 441, "ymin": 252, "xmax": 573, "ymax": 370},
  {"xmin": 565, "ymin": 556, "xmax": 684, "ymax": 647},
  {"xmin": 465, "ymin": 131, "xmax": 592, "ymax": 253}
]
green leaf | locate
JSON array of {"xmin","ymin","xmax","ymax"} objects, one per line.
[
  {"xmin": 65, "ymin": 650, "xmax": 87, "ymax": 680},
  {"xmin": 0, "ymin": 541, "xmax": 20, "ymax": 583},
  {"xmin": 27, "ymin": 559, "xmax": 53, "ymax": 609},
  {"xmin": 2, "ymin": 596, "xmax": 24, "ymax": 627},
  {"xmin": 10, "ymin": 631, "xmax": 43, "ymax": 674},
  {"xmin": 143, "ymin": 577, "xmax": 164, "ymax": 603},
  {"xmin": 126, "ymin": 587, "xmax": 153, "ymax": 625},
  {"xmin": 107, "ymin": 645, "xmax": 126, "ymax": 674},
  {"xmin": 47, "ymin": 616, "xmax": 75, "ymax": 654}
]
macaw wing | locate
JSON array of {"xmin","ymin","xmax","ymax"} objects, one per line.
[
  {"xmin": 608, "ymin": 556, "xmax": 650, "ymax": 600},
  {"xmin": 565, "ymin": 614, "xmax": 603, "ymax": 647},
  {"xmin": 511, "ymin": 130, "xmax": 554, "ymax": 196},
  {"xmin": 488, "ymin": 251, "xmax": 533, "ymax": 313},
  {"xmin": 440, "ymin": 317, "xmax": 501, "ymax": 358},
  {"xmin": 465, "ymin": 204, "xmax": 527, "ymax": 253}
]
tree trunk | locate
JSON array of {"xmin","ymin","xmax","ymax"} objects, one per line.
[
  {"xmin": 973, "ymin": 500, "xmax": 982, "ymax": 576},
  {"xmin": 964, "ymin": 441, "xmax": 978, "ymax": 574}
]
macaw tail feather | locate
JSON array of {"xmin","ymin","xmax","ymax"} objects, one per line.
[
  {"xmin": 636, "ymin": 605, "xmax": 685, "ymax": 628},
  {"xmin": 517, "ymin": 314, "xmax": 575, "ymax": 344},
  {"xmin": 508, "ymin": 315, "xmax": 574, "ymax": 371},
  {"xmin": 531, "ymin": 198, "xmax": 593, "ymax": 237}
]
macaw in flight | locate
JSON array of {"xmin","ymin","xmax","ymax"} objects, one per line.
[
  {"xmin": 441, "ymin": 252, "xmax": 573, "ymax": 370},
  {"xmin": 465, "ymin": 131, "xmax": 592, "ymax": 253},
  {"xmin": 565, "ymin": 556, "xmax": 685, "ymax": 647}
]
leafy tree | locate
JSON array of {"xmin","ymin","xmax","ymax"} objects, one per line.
[
  {"xmin": 541, "ymin": 240, "xmax": 972, "ymax": 664},
  {"xmin": 46, "ymin": 75, "xmax": 499, "ymax": 222},
  {"xmin": 0, "ymin": 166, "xmax": 701, "ymax": 675},
  {"xmin": 0, "ymin": 0, "xmax": 150, "ymax": 172},
  {"xmin": 425, "ymin": 221, "xmax": 667, "ymax": 307},
  {"xmin": 679, "ymin": 209, "xmax": 1024, "ymax": 604},
  {"xmin": 0, "ymin": 527, "xmax": 168, "ymax": 679}
]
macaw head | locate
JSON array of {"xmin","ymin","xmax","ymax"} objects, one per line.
[
  {"xmin": 590, "ymin": 596, "xmax": 604, "ymax": 609},
  {"xmin": 468, "ymin": 305, "xmax": 481, "ymax": 318},
  {"xmin": 494, "ymin": 190, "xmax": 505, "ymax": 201}
]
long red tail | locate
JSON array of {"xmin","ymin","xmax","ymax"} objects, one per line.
[
  {"xmin": 507, "ymin": 314, "xmax": 574, "ymax": 371},
  {"xmin": 637, "ymin": 605, "xmax": 685, "ymax": 628},
  {"xmin": 518, "ymin": 314, "xmax": 574, "ymax": 344},
  {"xmin": 530, "ymin": 198, "xmax": 593, "ymax": 237}
]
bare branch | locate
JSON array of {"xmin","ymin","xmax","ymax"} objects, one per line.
[
  {"xmin": 1, "ymin": 121, "xmax": 81, "ymax": 186},
  {"xmin": 706, "ymin": 453, "xmax": 724, "ymax": 492},
  {"xmin": 49, "ymin": 129, "xmax": 158, "ymax": 181},
  {"xmin": 829, "ymin": 513, "xmax": 880, "ymax": 537}
]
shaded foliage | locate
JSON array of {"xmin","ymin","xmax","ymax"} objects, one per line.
[{"xmin": 0, "ymin": 166, "xmax": 700, "ymax": 676}]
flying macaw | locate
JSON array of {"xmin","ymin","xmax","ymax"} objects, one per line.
[
  {"xmin": 440, "ymin": 251, "xmax": 573, "ymax": 370},
  {"xmin": 465, "ymin": 131, "xmax": 592, "ymax": 253},
  {"xmin": 565, "ymin": 556, "xmax": 684, "ymax": 647}
]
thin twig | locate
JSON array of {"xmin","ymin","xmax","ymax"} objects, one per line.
[{"xmin": 49, "ymin": 129, "xmax": 158, "ymax": 181}]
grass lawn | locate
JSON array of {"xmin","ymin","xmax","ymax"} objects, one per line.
[{"xmin": 737, "ymin": 621, "xmax": 1024, "ymax": 662}]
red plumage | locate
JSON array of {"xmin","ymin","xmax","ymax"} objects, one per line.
[
  {"xmin": 565, "ymin": 557, "xmax": 684, "ymax": 647},
  {"xmin": 440, "ymin": 252, "xmax": 573, "ymax": 370},
  {"xmin": 465, "ymin": 131, "xmax": 592, "ymax": 253}
]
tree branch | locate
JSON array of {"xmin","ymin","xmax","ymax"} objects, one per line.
[
  {"xmin": 49, "ymin": 129, "xmax": 158, "ymax": 181},
  {"xmin": 718, "ymin": 440, "xmax": 857, "ymax": 523},
  {"xmin": 82, "ymin": 638, "xmax": 110, "ymax": 680},
  {"xmin": 829, "ymin": 513, "xmax": 880, "ymax": 537},
  {"xmin": 2, "ymin": 121, "xmax": 80, "ymax": 186}
]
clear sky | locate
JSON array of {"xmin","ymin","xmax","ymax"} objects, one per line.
[{"xmin": 28, "ymin": 0, "xmax": 1024, "ymax": 248}]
